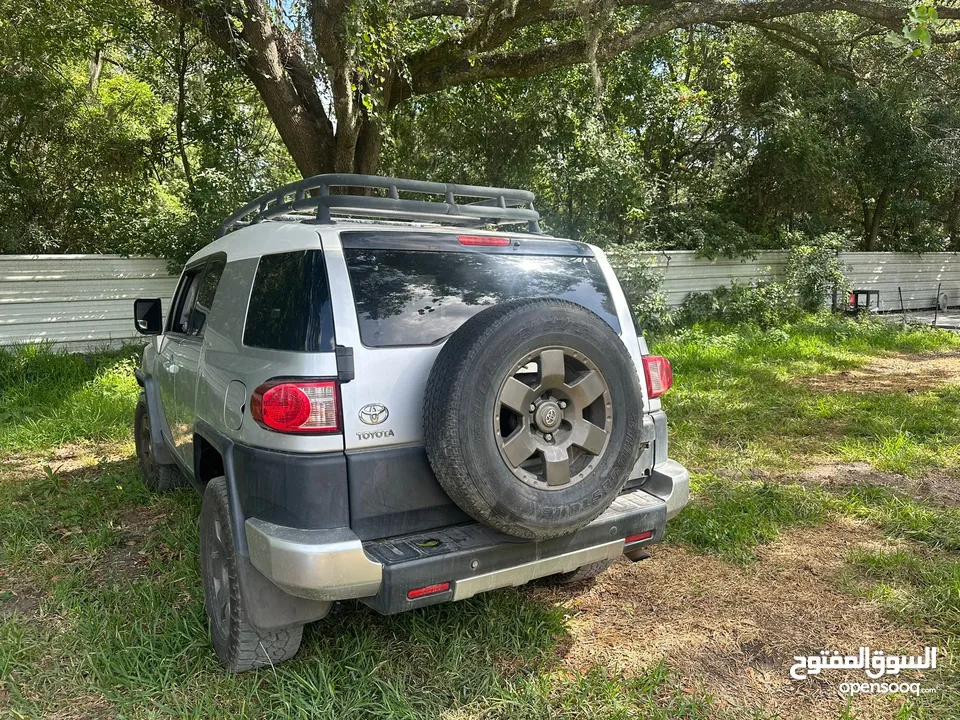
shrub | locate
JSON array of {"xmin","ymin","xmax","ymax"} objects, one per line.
[
  {"xmin": 785, "ymin": 233, "xmax": 852, "ymax": 312},
  {"xmin": 677, "ymin": 281, "xmax": 801, "ymax": 328},
  {"xmin": 605, "ymin": 247, "xmax": 673, "ymax": 334}
]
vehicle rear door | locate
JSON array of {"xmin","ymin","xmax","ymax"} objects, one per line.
[
  {"xmin": 173, "ymin": 256, "xmax": 226, "ymax": 469},
  {"xmin": 155, "ymin": 267, "xmax": 199, "ymax": 450},
  {"xmin": 322, "ymin": 230, "xmax": 623, "ymax": 452},
  {"xmin": 161, "ymin": 260, "xmax": 206, "ymax": 467}
]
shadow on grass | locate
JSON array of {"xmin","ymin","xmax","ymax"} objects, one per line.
[{"xmin": 0, "ymin": 344, "xmax": 142, "ymax": 451}]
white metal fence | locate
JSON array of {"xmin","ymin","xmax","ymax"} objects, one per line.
[
  {"xmin": 2, "ymin": 251, "xmax": 959, "ymax": 351},
  {"xmin": 606, "ymin": 249, "xmax": 960, "ymax": 311},
  {"xmin": 0, "ymin": 255, "xmax": 178, "ymax": 351},
  {"xmin": 838, "ymin": 252, "xmax": 960, "ymax": 312}
]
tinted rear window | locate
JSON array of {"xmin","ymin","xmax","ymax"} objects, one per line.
[
  {"xmin": 344, "ymin": 246, "xmax": 620, "ymax": 347},
  {"xmin": 244, "ymin": 250, "xmax": 335, "ymax": 352}
]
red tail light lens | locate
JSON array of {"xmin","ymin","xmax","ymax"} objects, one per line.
[
  {"xmin": 251, "ymin": 380, "xmax": 340, "ymax": 434},
  {"xmin": 642, "ymin": 356, "xmax": 673, "ymax": 398},
  {"xmin": 407, "ymin": 582, "xmax": 451, "ymax": 599},
  {"xmin": 625, "ymin": 530, "xmax": 653, "ymax": 545},
  {"xmin": 458, "ymin": 235, "xmax": 511, "ymax": 247}
]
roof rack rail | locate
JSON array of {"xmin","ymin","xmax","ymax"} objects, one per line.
[{"xmin": 215, "ymin": 174, "xmax": 542, "ymax": 238}]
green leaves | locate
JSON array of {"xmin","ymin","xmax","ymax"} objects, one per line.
[{"xmin": 889, "ymin": 1, "xmax": 940, "ymax": 55}]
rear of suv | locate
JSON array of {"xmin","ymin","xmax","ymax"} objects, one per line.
[{"xmin": 132, "ymin": 175, "xmax": 689, "ymax": 672}]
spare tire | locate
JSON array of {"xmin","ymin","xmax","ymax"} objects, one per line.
[{"xmin": 423, "ymin": 298, "xmax": 644, "ymax": 540}]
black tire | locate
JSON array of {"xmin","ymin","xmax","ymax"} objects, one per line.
[
  {"xmin": 423, "ymin": 298, "xmax": 644, "ymax": 540},
  {"xmin": 134, "ymin": 393, "xmax": 186, "ymax": 492},
  {"xmin": 543, "ymin": 558, "xmax": 615, "ymax": 586},
  {"xmin": 199, "ymin": 477, "xmax": 303, "ymax": 672}
]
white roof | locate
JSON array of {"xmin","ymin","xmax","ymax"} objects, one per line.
[{"xmin": 188, "ymin": 219, "xmax": 558, "ymax": 265}]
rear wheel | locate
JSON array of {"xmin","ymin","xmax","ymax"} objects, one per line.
[
  {"xmin": 134, "ymin": 393, "xmax": 185, "ymax": 492},
  {"xmin": 543, "ymin": 558, "xmax": 616, "ymax": 586},
  {"xmin": 200, "ymin": 477, "xmax": 303, "ymax": 672}
]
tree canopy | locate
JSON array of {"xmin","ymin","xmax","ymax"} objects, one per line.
[{"xmin": 1, "ymin": 0, "xmax": 959, "ymax": 259}]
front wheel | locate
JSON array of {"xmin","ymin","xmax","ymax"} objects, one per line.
[
  {"xmin": 134, "ymin": 393, "xmax": 185, "ymax": 492},
  {"xmin": 199, "ymin": 477, "xmax": 303, "ymax": 672}
]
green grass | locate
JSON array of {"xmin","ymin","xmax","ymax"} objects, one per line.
[
  {"xmin": 0, "ymin": 343, "xmax": 142, "ymax": 451},
  {"xmin": 0, "ymin": 451, "xmax": 715, "ymax": 717},
  {"xmin": 2, "ymin": 316, "xmax": 960, "ymax": 717},
  {"xmin": 666, "ymin": 474, "xmax": 831, "ymax": 564},
  {"xmin": 656, "ymin": 314, "xmax": 960, "ymax": 475},
  {"xmin": 667, "ymin": 476, "xmax": 960, "ymax": 565},
  {"xmin": 845, "ymin": 548, "xmax": 960, "ymax": 635},
  {"xmin": 842, "ymin": 548, "xmax": 960, "ymax": 719}
]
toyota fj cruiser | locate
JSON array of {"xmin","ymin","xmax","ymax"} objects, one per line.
[{"xmin": 132, "ymin": 174, "xmax": 689, "ymax": 672}]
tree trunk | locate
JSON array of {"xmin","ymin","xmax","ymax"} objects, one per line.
[
  {"xmin": 352, "ymin": 116, "xmax": 382, "ymax": 175},
  {"xmin": 175, "ymin": 22, "xmax": 194, "ymax": 192},
  {"xmin": 88, "ymin": 47, "xmax": 103, "ymax": 94},
  {"xmin": 947, "ymin": 187, "xmax": 960, "ymax": 249},
  {"xmin": 864, "ymin": 187, "xmax": 890, "ymax": 251}
]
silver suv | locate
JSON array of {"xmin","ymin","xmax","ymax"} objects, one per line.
[{"xmin": 132, "ymin": 175, "xmax": 689, "ymax": 672}]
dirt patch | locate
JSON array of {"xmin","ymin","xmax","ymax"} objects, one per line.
[
  {"xmin": 0, "ymin": 582, "xmax": 42, "ymax": 619},
  {"xmin": 529, "ymin": 519, "xmax": 930, "ymax": 719},
  {"xmin": 0, "ymin": 442, "xmax": 131, "ymax": 484},
  {"xmin": 114, "ymin": 503, "xmax": 171, "ymax": 543},
  {"xmin": 92, "ymin": 545, "xmax": 152, "ymax": 584},
  {"xmin": 788, "ymin": 461, "xmax": 960, "ymax": 507},
  {"xmin": 799, "ymin": 351, "xmax": 960, "ymax": 393},
  {"xmin": 88, "ymin": 504, "xmax": 175, "ymax": 584}
]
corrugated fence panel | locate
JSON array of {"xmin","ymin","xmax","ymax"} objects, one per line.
[
  {"xmin": 606, "ymin": 249, "xmax": 790, "ymax": 308},
  {"xmin": 839, "ymin": 252, "xmax": 960, "ymax": 311},
  {"xmin": 659, "ymin": 251, "xmax": 790, "ymax": 307},
  {"xmin": 0, "ymin": 255, "xmax": 178, "ymax": 351}
]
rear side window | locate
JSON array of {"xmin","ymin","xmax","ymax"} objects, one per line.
[
  {"xmin": 168, "ymin": 266, "xmax": 203, "ymax": 335},
  {"xmin": 244, "ymin": 250, "xmax": 335, "ymax": 352},
  {"xmin": 343, "ymin": 242, "xmax": 620, "ymax": 348},
  {"xmin": 188, "ymin": 258, "xmax": 226, "ymax": 336}
]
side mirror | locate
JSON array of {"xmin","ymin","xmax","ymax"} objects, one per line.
[{"xmin": 134, "ymin": 298, "xmax": 163, "ymax": 335}]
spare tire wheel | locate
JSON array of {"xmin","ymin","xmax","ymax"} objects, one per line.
[{"xmin": 423, "ymin": 298, "xmax": 644, "ymax": 540}]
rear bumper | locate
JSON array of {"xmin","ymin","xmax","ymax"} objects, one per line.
[
  {"xmin": 245, "ymin": 521, "xmax": 382, "ymax": 601},
  {"xmin": 245, "ymin": 457, "xmax": 689, "ymax": 610},
  {"xmin": 646, "ymin": 458, "xmax": 690, "ymax": 520}
]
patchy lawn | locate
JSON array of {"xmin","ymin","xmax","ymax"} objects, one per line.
[{"xmin": 1, "ymin": 315, "xmax": 959, "ymax": 719}]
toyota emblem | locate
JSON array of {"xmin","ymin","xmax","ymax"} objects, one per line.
[{"xmin": 359, "ymin": 403, "xmax": 389, "ymax": 425}]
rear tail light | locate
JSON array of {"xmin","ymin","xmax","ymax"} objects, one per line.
[
  {"xmin": 642, "ymin": 356, "xmax": 673, "ymax": 398},
  {"xmin": 407, "ymin": 582, "xmax": 451, "ymax": 599},
  {"xmin": 251, "ymin": 380, "xmax": 340, "ymax": 434},
  {"xmin": 625, "ymin": 530, "xmax": 653, "ymax": 545},
  {"xmin": 458, "ymin": 235, "xmax": 511, "ymax": 247}
]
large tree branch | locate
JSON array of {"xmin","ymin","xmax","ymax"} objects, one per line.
[
  {"xmin": 751, "ymin": 22, "xmax": 859, "ymax": 79},
  {"xmin": 403, "ymin": 0, "xmax": 672, "ymax": 21},
  {"xmin": 403, "ymin": 0, "xmax": 960, "ymax": 98},
  {"xmin": 410, "ymin": 0, "xmax": 559, "ymax": 81}
]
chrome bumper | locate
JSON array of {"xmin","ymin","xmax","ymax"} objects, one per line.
[
  {"xmin": 452, "ymin": 540, "xmax": 623, "ymax": 601},
  {"xmin": 245, "ymin": 519, "xmax": 382, "ymax": 601},
  {"xmin": 645, "ymin": 458, "xmax": 690, "ymax": 519}
]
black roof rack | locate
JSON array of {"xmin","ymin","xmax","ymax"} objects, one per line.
[{"xmin": 215, "ymin": 174, "xmax": 542, "ymax": 238}]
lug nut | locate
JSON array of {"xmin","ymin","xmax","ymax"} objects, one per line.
[
  {"xmin": 559, "ymin": 401, "xmax": 567, "ymax": 409},
  {"xmin": 545, "ymin": 433, "xmax": 553, "ymax": 441},
  {"xmin": 529, "ymin": 404, "xmax": 536, "ymax": 412}
]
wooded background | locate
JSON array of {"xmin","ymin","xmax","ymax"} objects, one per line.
[{"xmin": 2, "ymin": 0, "xmax": 959, "ymax": 264}]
